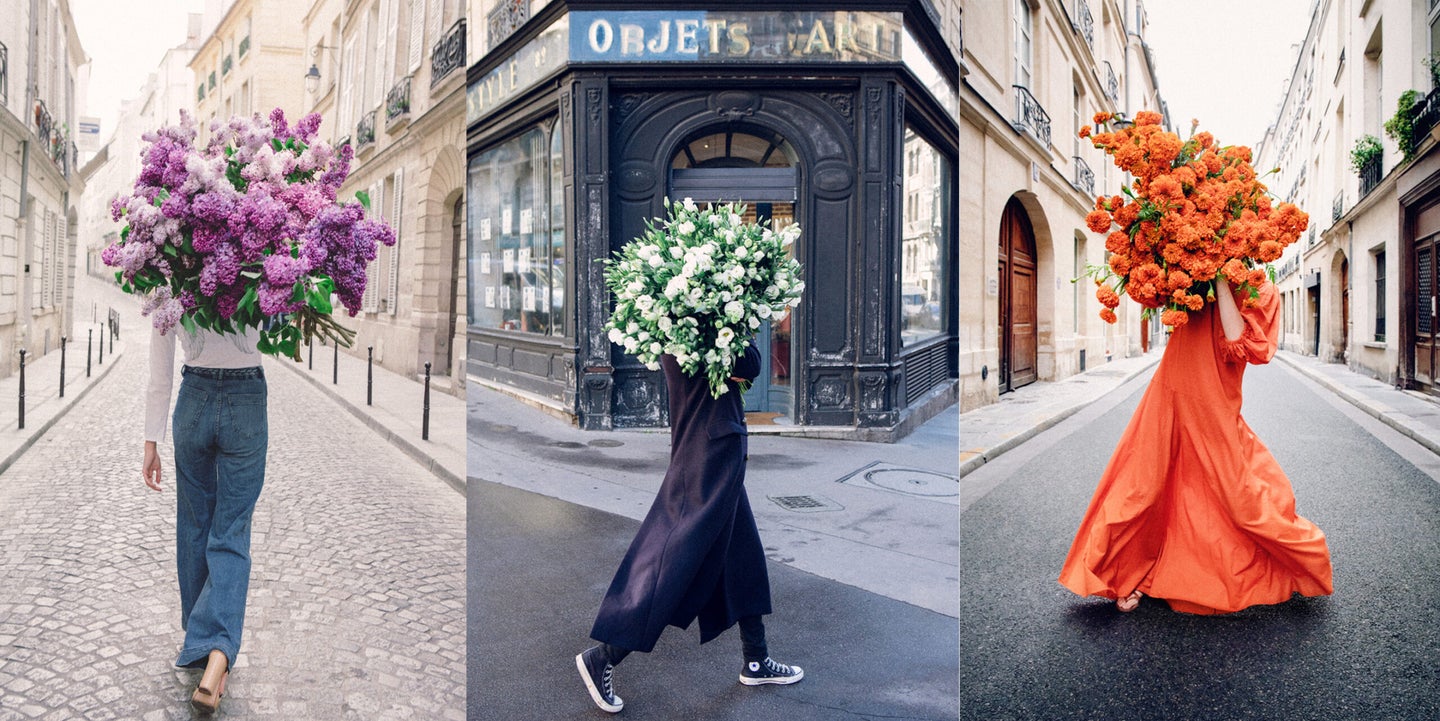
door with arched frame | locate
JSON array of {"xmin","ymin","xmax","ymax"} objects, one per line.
[{"xmin": 999, "ymin": 197, "xmax": 1038, "ymax": 392}]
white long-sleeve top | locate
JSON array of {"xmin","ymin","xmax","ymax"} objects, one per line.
[{"xmin": 145, "ymin": 323, "xmax": 263, "ymax": 443}]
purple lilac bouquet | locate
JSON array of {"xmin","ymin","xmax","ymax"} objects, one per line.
[{"xmin": 102, "ymin": 108, "xmax": 394, "ymax": 360}]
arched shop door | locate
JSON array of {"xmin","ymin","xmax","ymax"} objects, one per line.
[
  {"xmin": 998, "ymin": 197, "xmax": 1038, "ymax": 392},
  {"xmin": 669, "ymin": 128, "xmax": 799, "ymax": 421}
]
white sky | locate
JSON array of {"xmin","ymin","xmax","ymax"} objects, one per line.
[
  {"xmin": 71, "ymin": 0, "xmax": 206, "ymax": 142},
  {"xmin": 1145, "ymin": 0, "xmax": 1314, "ymax": 149}
]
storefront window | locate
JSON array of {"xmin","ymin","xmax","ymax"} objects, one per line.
[
  {"xmin": 468, "ymin": 121, "xmax": 566, "ymax": 335},
  {"xmin": 900, "ymin": 127, "xmax": 952, "ymax": 346}
]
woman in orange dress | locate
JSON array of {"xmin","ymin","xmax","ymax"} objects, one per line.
[{"xmin": 1059, "ymin": 276, "xmax": 1333, "ymax": 614}]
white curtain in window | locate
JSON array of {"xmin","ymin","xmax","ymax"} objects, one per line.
[{"xmin": 388, "ymin": 167, "xmax": 403, "ymax": 315}]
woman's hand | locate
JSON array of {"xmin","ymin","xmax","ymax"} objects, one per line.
[{"xmin": 142, "ymin": 441, "xmax": 163, "ymax": 492}]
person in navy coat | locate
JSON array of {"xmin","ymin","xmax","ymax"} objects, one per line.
[{"xmin": 576, "ymin": 343, "xmax": 804, "ymax": 713}]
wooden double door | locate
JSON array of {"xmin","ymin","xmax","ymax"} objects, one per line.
[{"xmin": 998, "ymin": 197, "xmax": 1038, "ymax": 393}]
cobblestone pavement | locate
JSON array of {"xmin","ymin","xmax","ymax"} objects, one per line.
[{"xmin": 0, "ymin": 310, "xmax": 466, "ymax": 720}]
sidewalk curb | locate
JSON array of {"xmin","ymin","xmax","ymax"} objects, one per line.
[
  {"xmin": 274, "ymin": 361, "xmax": 465, "ymax": 497},
  {"xmin": 0, "ymin": 345, "xmax": 126, "ymax": 478},
  {"xmin": 958, "ymin": 356, "xmax": 1161, "ymax": 479},
  {"xmin": 1274, "ymin": 353, "xmax": 1440, "ymax": 458}
]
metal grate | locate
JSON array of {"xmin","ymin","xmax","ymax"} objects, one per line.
[
  {"xmin": 768, "ymin": 495, "xmax": 843, "ymax": 513},
  {"xmin": 903, "ymin": 343, "xmax": 951, "ymax": 404}
]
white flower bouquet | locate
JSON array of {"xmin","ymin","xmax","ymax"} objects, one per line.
[{"xmin": 604, "ymin": 198, "xmax": 804, "ymax": 398}]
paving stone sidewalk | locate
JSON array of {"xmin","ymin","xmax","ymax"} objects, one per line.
[{"xmin": 0, "ymin": 304, "xmax": 465, "ymax": 720}]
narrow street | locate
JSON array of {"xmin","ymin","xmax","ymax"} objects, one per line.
[
  {"xmin": 959, "ymin": 361, "xmax": 1440, "ymax": 720},
  {"xmin": 0, "ymin": 286, "xmax": 466, "ymax": 721}
]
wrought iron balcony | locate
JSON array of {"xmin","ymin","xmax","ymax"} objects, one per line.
[
  {"xmin": 488, "ymin": 0, "xmax": 529, "ymax": 47},
  {"xmin": 1413, "ymin": 87, "xmax": 1440, "ymax": 151},
  {"xmin": 356, "ymin": 110, "xmax": 377, "ymax": 151},
  {"xmin": 1072, "ymin": 155, "xmax": 1094, "ymax": 196},
  {"xmin": 1104, "ymin": 61, "xmax": 1118, "ymax": 102},
  {"xmin": 238, "ymin": 35, "xmax": 250, "ymax": 58},
  {"xmin": 1012, "ymin": 85, "xmax": 1051, "ymax": 148},
  {"xmin": 431, "ymin": 18, "xmax": 466, "ymax": 88},
  {"xmin": 0, "ymin": 42, "xmax": 8, "ymax": 105},
  {"xmin": 1074, "ymin": 1, "xmax": 1094, "ymax": 48},
  {"xmin": 1359, "ymin": 149, "xmax": 1383, "ymax": 198},
  {"xmin": 222, "ymin": 54, "xmax": 233, "ymax": 75},
  {"xmin": 386, "ymin": 75, "xmax": 413, "ymax": 124},
  {"xmin": 1332, "ymin": 192, "xmax": 1344, "ymax": 222},
  {"xmin": 33, "ymin": 100, "xmax": 52, "ymax": 147}
]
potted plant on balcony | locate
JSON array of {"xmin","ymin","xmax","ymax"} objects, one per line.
[
  {"xmin": 1349, "ymin": 134, "xmax": 1382, "ymax": 175},
  {"xmin": 1384, "ymin": 89, "xmax": 1423, "ymax": 161},
  {"xmin": 1425, "ymin": 51, "xmax": 1440, "ymax": 89}
]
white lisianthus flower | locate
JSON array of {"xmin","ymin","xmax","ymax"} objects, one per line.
[
  {"xmin": 724, "ymin": 300, "xmax": 744, "ymax": 321},
  {"xmin": 669, "ymin": 246, "xmax": 684, "ymax": 259},
  {"xmin": 624, "ymin": 338, "xmax": 639, "ymax": 352},
  {"xmin": 645, "ymin": 361, "xmax": 661, "ymax": 371},
  {"xmin": 748, "ymin": 316, "xmax": 761, "ymax": 329},
  {"xmin": 648, "ymin": 253, "xmax": 664, "ymax": 268},
  {"xmin": 776, "ymin": 277, "xmax": 790, "ymax": 290},
  {"xmin": 735, "ymin": 245, "xmax": 748, "ymax": 259},
  {"xmin": 729, "ymin": 212, "xmax": 742, "ymax": 226},
  {"xmin": 608, "ymin": 327, "xmax": 626, "ymax": 343},
  {"xmin": 650, "ymin": 342, "xmax": 663, "ymax": 355},
  {"xmin": 627, "ymin": 280, "xmax": 645, "ymax": 295},
  {"xmin": 638, "ymin": 330, "xmax": 651, "ymax": 341},
  {"xmin": 657, "ymin": 316, "xmax": 673, "ymax": 331},
  {"xmin": 683, "ymin": 197, "xmax": 697, "ymax": 211},
  {"xmin": 720, "ymin": 291, "xmax": 733, "ymax": 303},
  {"xmin": 709, "ymin": 214, "xmax": 724, "ymax": 226},
  {"xmin": 757, "ymin": 304, "xmax": 772, "ymax": 319},
  {"xmin": 765, "ymin": 285, "xmax": 778, "ymax": 298},
  {"xmin": 716, "ymin": 327, "xmax": 735, "ymax": 347},
  {"xmin": 753, "ymin": 250, "xmax": 766, "ymax": 262},
  {"xmin": 635, "ymin": 295, "xmax": 655, "ymax": 311},
  {"xmin": 626, "ymin": 321, "xmax": 640, "ymax": 334},
  {"xmin": 677, "ymin": 221, "xmax": 696, "ymax": 235}
]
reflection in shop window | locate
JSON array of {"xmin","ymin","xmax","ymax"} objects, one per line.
[
  {"xmin": 467, "ymin": 120, "xmax": 567, "ymax": 335},
  {"xmin": 901, "ymin": 127, "xmax": 951, "ymax": 346}
]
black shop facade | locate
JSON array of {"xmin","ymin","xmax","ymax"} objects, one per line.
[{"xmin": 464, "ymin": 0, "xmax": 958, "ymax": 440}]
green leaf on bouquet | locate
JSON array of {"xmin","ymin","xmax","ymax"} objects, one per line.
[
  {"xmin": 356, "ymin": 190, "xmax": 371, "ymax": 211},
  {"xmin": 277, "ymin": 338, "xmax": 298, "ymax": 360},
  {"xmin": 120, "ymin": 225, "xmax": 131, "ymax": 242},
  {"xmin": 257, "ymin": 334, "xmax": 274, "ymax": 354},
  {"xmin": 239, "ymin": 285, "xmax": 258, "ymax": 313},
  {"xmin": 307, "ymin": 286, "xmax": 334, "ymax": 314},
  {"xmin": 271, "ymin": 138, "xmax": 284, "ymax": 152},
  {"xmin": 162, "ymin": 244, "xmax": 179, "ymax": 258},
  {"xmin": 239, "ymin": 270, "xmax": 261, "ymax": 280},
  {"xmin": 180, "ymin": 312, "xmax": 197, "ymax": 335}
]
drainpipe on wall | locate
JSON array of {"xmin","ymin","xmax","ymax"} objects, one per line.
[{"xmin": 18, "ymin": 139, "xmax": 28, "ymax": 220}]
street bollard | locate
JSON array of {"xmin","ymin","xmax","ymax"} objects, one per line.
[
  {"xmin": 367, "ymin": 347, "xmax": 374, "ymax": 406},
  {"xmin": 86, "ymin": 329, "xmax": 92, "ymax": 378},
  {"xmin": 332, "ymin": 340, "xmax": 339, "ymax": 385},
  {"xmin": 59, "ymin": 336, "xmax": 66, "ymax": 398},
  {"xmin": 422, "ymin": 362, "xmax": 431, "ymax": 441},
  {"xmin": 308, "ymin": 338, "xmax": 314, "ymax": 370},
  {"xmin": 98, "ymin": 327, "xmax": 104, "ymax": 365},
  {"xmin": 18, "ymin": 349, "xmax": 26, "ymax": 431}
]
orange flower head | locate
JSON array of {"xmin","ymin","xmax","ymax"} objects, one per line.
[
  {"xmin": 1093, "ymin": 111, "xmax": 1114, "ymax": 125},
  {"xmin": 1134, "ymin": 110, "xmax": 1164, "ymax": 126},
  {"xmin": 1106, "ymin": 230, "xmax": 1130, "ymax": 255},
  {"xmin": 1222, "ymin": 258, "xmax": 1248, "ymax": 282},
  {"xmin": 1096, "ymin": 285, "xmax": 1121, "ymax": 309},
  {"xmin": 1161, "ymin": 308, "xmax": 1190, "ymax": 327},
  {"xmin": 1100, "ymin": 308, "xmax": 1118, "ymax": 324},
  {"xmin": 1184, "ymin": 294, "xmax": 1204, "ymax": 311},
  {"xmin": 1079, "ymin": 126, "xmax": 1092, "ymax": 139},
  {"xmin": 1086, "ymin": 209, "xmax": 1112, "ymax": 234},
  {"xmin": 1247, "ymin": 268, "xmax": 1268, "ymax": 288}
]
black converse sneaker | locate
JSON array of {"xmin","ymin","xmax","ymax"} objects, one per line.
[
  {"xmin": 576, "ymin": 647, "xmax": 624, "ymax": 713},
  {"xmin": 739, "ymin": 657, "xmax": 804, "ymax": 686}
]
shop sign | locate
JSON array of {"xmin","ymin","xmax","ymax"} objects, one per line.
[
  {"xmin": 468, "ymin": 15, "xmax": 570, "ymax": 125},
  {"xmin": 569, "ymin": 10, "xmax": 903, "ymax": 63}
]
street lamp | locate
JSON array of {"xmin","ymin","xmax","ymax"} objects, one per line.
[{"xmin": 304, "ymin": 45, "xmax": 338, "ymax": 94}]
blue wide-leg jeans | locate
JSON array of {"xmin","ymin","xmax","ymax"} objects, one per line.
[{"xmin": 171, "ymin": 366, "xmax": 267, "ymax": 669}]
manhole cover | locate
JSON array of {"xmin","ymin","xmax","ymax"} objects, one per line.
[
  {"xmin": 488, "ymin": 423, "xmax": 516, "ymax": 433},
  {"xmin": 588, "ymin": 439, "xmax": 624, "ymax": 448},
  {"xmin": 836, "ymin": 461, "xmax": 959, "ymax": 499},
  {"xmin": 768, "ymin": 495, "xmax": 843, "ymax": 513},
  {"xmin": 549, "ymin": 441, "xmax": 585, "ymax": 449}
]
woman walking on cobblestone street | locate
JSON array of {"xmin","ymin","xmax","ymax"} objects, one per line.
[
  {"xmin": 575, "ymin": 343, "xmax": 804, "ymax": 714},
  {"xmin": 141, "ymin": 323, "xmax": 268, "ymax": 714}
]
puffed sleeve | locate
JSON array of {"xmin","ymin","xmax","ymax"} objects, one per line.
[
  {"xmin": 732, "ymin": 342, "xmax": 763, "ymax": 382},
  {"xmin": 144, "ymin": 324, "xmax": 177, "ymax": 443},
  {"xmin": 1218, "ymin": 281, "xmax": 1280, "ymax": 365}
]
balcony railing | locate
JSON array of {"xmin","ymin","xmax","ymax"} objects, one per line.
[
  {"xmin": 222, "ymin": 54, "xmax": 233, "ymax": 75},
  {"xmin": 1012, "ymin": 85, "xmax": 1051, "ymax": 147},
  {"xmin": 1413, "ymin": 86, "xmax": 1440, "ymax": 150},
  {"xmin": 1359, "ymin": 149, "xmax": 1384, "ymax": 198},
  {"xmin": 1073, "ymin": 155, "xmax": 1094, "ymax": 196},
  {"xmin": 0, "ymin": 42, "xmax": 8, "ymax": 105},
  {"xmin": 1332, "ymin": 191, "xmax": 1344, "ymax": 222},
  {"xmin": 488, "ymin": 0, "xmax": 529, "ymax": 47},
  {"xmin": 33, "ymin": 100, "xmax": 52, "ymax": 148},
  {"xmin": 386, "ymin": 75, "xmax": 413, "ymax": 123},
  {"xmin": 238, "ymin": 35, "xmax": 250, "ymax": 58},
  {"xmin": 356, "ymin": 110, "xmax": 377, "ymax": 151},
  {"xmin": 431, "ymin": 18, "xmax": 466, "ymax": 88},
  {"xmin": 1073, "ymin": 1, "xmax": 1094, "ymax": 48},
  {"xmin": 1104, "ymin": 61, "xmax": 1118, "ymax": 101}
]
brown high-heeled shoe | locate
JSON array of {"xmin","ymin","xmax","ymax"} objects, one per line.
[
  {"xmin": 1116, "ymin": 589, "xmax": 1144, "ymax": 613},
  {"xmin": 191, "ymin": 649, "xmax": 229, "ymax": 713}
]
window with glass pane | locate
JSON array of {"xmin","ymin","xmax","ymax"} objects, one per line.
[
  {"xmin": 468, "ymin": 123, "xmax": 563, "ymax": 334},
  {"xmin": 900, "ymin": 127, "xmax": 952, "ymax": 347},
  {"xmin": 548, "ymin": 121, "xmax": 566, "ymax": 335}
]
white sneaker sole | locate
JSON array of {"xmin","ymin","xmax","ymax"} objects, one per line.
[
  {"xmin": 575, "ymin": 652, "xmax": 624, "ymax": 713},
  {"xmin": 739, "ymin": 665, "xmax": 805, "ymax": 686}
]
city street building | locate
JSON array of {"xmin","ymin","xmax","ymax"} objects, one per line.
[
  {"xmin": 300, "ymin": 0, "xmax": 468, "ymax": 392},
  {"xmin": 464, "ymin": 0, "xmax": 959, "ymax": 439},
  {"xmin": 0, "ymin": 0, "xmax": 87, "ymax": 376},
  {"xmin": 1257, "ymin": 0, "xmax": 1440, "ymax": 391},
  {"xmin": 77, "ymin": 16, "xmax": 202, "ymax": 289},
  {"xmin": 958, "ymin": 0, "xmax": 1167, "ymax": 413}
]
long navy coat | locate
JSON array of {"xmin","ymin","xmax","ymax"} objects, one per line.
[{"xmin": 590, "ymin": 344, "xmax": 772, "ymax": 653}]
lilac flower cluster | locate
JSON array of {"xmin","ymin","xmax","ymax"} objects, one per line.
[{"xmin": 102, "ymin": 109, "xmax": 394, "ymax": 344}]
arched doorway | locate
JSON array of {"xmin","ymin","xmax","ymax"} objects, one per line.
[
  {"xmin": 1339, "ymin": 255, "xmax": 1350, "ymax": 361},
  {"xmin": 668, "ymin": 127, "xmax": 798, "ymax": 419},
  {"xmin": 999, "ymin": 196, "xmax": 1038, "ymax": 392}
]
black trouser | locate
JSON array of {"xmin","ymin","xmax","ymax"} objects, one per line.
[{"xmin": 602, "ymin": 615, "xmax": 767, "ymax": 666}]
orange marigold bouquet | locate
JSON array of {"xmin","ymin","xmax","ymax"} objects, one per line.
[{"xmin": 1079, "ymin": 110, "xmax": 1309, "ymax": 327}]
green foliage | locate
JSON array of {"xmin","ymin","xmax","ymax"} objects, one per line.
[
  {"xmin": 1350, "ymin": 134, "xmax": 1382, "ymax": 175},
  {"xmin": 1384, "ymin": 90, "xmax": 1424, "ymax": 161}
]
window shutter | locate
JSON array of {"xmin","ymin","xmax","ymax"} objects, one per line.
[
  {"xmin": 428, "ymin": 0, "xmax": 443, "ymax": 58},
  {"xmin": 39, "ymin": 211, "xmax": 51, "ymax": 309},
  {"xmin": 340, "ymin": 39, "xmax": 356, "ymax": 138},
  {"xmin": 388, "ymin": 168, "xmax": 402, "ymax": 314},
  {"xmin": 383, "ymin": 0, "xmax": 399, "ymax": 95},
  {"xmin": 53, "ymin": 213, "xmax": 66, "ymax": 311},
  {"xmin": 374, "ymin": 3, "xmax": 389, "ymax": 107},
  {"xmin": 408, "ymin": 0, "xmax": 425, "ymax": 72},
  {"xmin": 363, "ymin": 182, "xmax": 381, "ymax": 313}
]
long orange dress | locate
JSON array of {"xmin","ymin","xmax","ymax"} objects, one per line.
[{"xmin": 1058, "ymin": 282, "xmax": 1333, "ymax": 614}]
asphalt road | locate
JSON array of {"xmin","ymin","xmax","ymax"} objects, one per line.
[
  {"xmin": 467, "ymin": 479, "xmax": 958, "ymax": 721},
  {"xmin": 959, "ymin": 360, "xmax": 1440, "ymax": 721}
]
